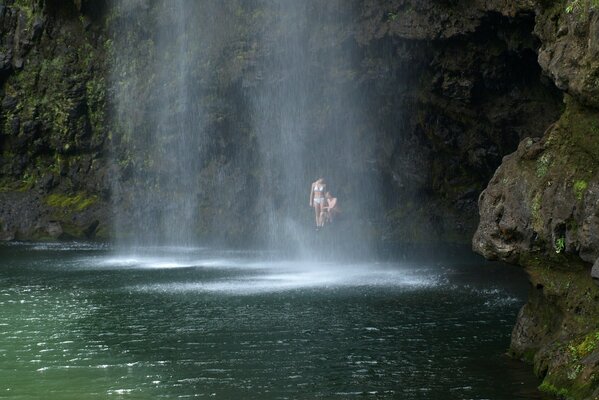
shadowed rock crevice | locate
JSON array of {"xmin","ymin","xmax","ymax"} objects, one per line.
[{"xmin": 360, "ymin": 7, "xmax": 563, "ymax": 245}]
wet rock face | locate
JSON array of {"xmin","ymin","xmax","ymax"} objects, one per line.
[
  {"xmin": 0, "ymin": 0, "xmax": 564, "ymax": 243},
  {"xmin": 508, "ymin": 264, "xmax": 599, "ymax": 399},
  {"xmin": 510, "ymin": 283, "xmax": 563, "ymax": 361},
  {"xmin": 473, "ymin": 1, "xmax": 599, "ymax": 265},
  {"xmin": 473, "ymin": 98, "xmax": 599, "ymax": 265},
  {"xmin": 359, "ymin": 1, "xmax": 563, "ymax": 244},
  {"xmin": 472, "ymin": 2, "xmax": 599, "ymax": 398},
  {"xmin": 0, "ymin": 1, "xmax": 110, "ymax": 240},
  {"xmin": 536, "ymin": 4, "xmax": 599, "ymax": 108},
  {"xmin": 592, "ymin": 259, "xmax": 599, "ymax": 285},
  {"xmin": 359, "ymin": 0, "xmax": 537, "ymax": 41}
]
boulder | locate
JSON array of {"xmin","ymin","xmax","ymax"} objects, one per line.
[
  {"xmin": 474, "ymin": 98, "xmax": 599, "ymax": 265},
  {"xmin": 592, "ymin": 258, "xmax": 599, "ymax": 285},
  {"xmin": 46, "ymin": 221, "xmax": 63, "ymax": 239}
]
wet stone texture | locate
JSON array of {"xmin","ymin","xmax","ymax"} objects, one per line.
[
  {"xmin": 0, "ymin": 0, "xmax": 565, "ymax": 245},
  {"xmin": 473, "ymin": 2, "xmax": 599, "ymax": 398}
]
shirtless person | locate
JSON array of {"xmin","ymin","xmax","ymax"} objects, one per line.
[{"xmin": 320, "ymin": 192, "xmax": 339, "ymax": 225}]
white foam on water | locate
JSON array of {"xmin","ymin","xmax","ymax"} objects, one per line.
[
  {"xmin": 89, "ymin": 255, "xmax": 262, "ymax": 270},
  {"xmin": 8, "ymin": 241, "xmax": 108, "ymax": 252},
  {"xmin": 75, "ymin": 246, "xmax": 277, "ymax": 271},
  {"xmin": 127, "ymin": 260, "xmax": 440, "ymax": 294},
  {"xmin": 20, "ymin": 245, "xmax": 448, "ymax": 294}
]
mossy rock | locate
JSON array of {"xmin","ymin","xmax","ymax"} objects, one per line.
[{"xmin": 45, "ymin": 192, "xmax": 98, "ymax": 212}]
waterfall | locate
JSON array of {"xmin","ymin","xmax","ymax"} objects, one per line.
[
  {"xmin": 251, "ymin": 0, "xmax": 376, "ymax": 257},
  {"xmin": 108, "ymin": 0, "xmax": 377, "ymax": 255},
  {"xmin": 109, "ymin": 0, "xmax": 208, "ymax": 247}
]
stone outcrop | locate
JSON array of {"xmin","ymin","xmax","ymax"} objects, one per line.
[
  {"xmin": 474, "ymin": 98, "xmax": 599, "ymax": 265},
  {"xmin": 473, "ymin": 2, "xmax": 599, "ymax": 398},
  {"xmin": 536, "ymin": 1, "xmax": 599, "ymax": 108}
]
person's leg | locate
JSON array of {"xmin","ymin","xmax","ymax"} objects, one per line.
[
  {"xmin": 314, "ymin": 203, "xmax": 321, "ymax": 227},
  {"xmin": 319, "ymin": 205, "xmax": 325, "ymax": 227},
  {"xmin": 317, "ymin": 204, "xmax": 324, "ymax": 227}
]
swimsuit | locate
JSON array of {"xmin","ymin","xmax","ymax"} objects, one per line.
[{"xmin": 313, "ymin": 184, "xmax": 325, "ymax": 205}]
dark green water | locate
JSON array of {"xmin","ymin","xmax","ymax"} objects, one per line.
[{"xmin": 0, "ymin": 243, "xmax": 546, "ymax": 399}]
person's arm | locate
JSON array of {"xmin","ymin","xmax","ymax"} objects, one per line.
[{"xmin": 309, "ymin": 183, "xmax": 314, "ymax": 206}]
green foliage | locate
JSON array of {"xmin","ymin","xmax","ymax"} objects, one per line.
[
  {"xmin": 539, "ymin": 381, "xmax": 571, "ymax": 398},
  {"xmin": 20, "ymin": 173, "xmax": 36, "ymax": 191},
  {"xmin": 86, "ymin": 77, "xmax": 107, "ymax": 139},
  {"xmin": 387, "ymin": 12, "xmax": 399, "ymax": 22},
  {"xmin": 570, "ymin": 331, "xmax": 599, "ymax": 359},
  {"xmin": 11, "ymin": 0, "xmax": 35, "ymax": 21},
  {"xmin": 555, "ymin": 237, "xmax": 566, "ymax": 253},
  {"xmin": 563, "ymin": 331, "xmax": 599, "ymax": 383},
  {"xmin": 565, "ymin": 0, "xmax": 599, "ymax": 13},
  {"xmin": 45, "ymin": 192, "xmax": 98, "ymax": 212},
  {"xmin": 573, "ymin": 180, "xmax": 588, "ymax": 200}
]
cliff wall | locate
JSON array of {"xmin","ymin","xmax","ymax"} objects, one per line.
[
  {"xmin": 0, "ymin": 0, "xmax": 109, "ymax": 240},
  {"xmin": 0, "ymin": 0, "xmax": 563, "ymax": 245},
  {"xmin": 474, "ymin": 1, "xmax": 599, "ymax": 398}
]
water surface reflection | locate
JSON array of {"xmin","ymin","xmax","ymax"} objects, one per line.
[{"xmin": 0, "ymin": 243, "xmax": 545, "ymax": 399}]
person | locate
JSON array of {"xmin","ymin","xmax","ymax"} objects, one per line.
[
  {"xmin": 309, "ymin": 177, "xmax": 326, "ymax": 229},
  {"xmin": 320, "ymin": 191, "xmax": 339, "ymax": 225}
]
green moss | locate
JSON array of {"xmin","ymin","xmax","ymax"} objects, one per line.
[
  {"xmin": 561, "ymin": 96, "xmax": 599, "ymax": 164},
  {"xmin": 573, "ymin": 180, "xmax": 588, "ymax": 200},
  {"xmin": 554, "ymin": 237, "xmax": 566, "ymax": 253},
  {"xmin": 570, "ymin": 330, "xmax": 599, "ymax": 359},
  {"xmin": 10, "ymin": 0, "xmax": 36, "ymax": 22},
  {"xmin": 536, "ymin": 153, "xmax": 552, "ymax": 178},
  {"xmin": 86, "ymin": 76, "xmax": 107, "ymax": 140},
  {"xmin": 539, "ymin": 381, "xmax": 571, "ymax": 398},
  {"xmin": 518, "ymin": 347, "xmax": 538, "ymax": 364},
  {"xmin": 565, "ymin": 0, "xmax": 599, "ymax": 14},
  {"xmin": 45, "ymin": 192, "xmax": 98, "ymax": 212},
  {"xmin": 18, "ymin": 173, "xmax": 36, "ymax": 191},
  {"xmin": 520, "ymin": 257, "xmax": 599, "ymax": 400},
  {"xmin": 531, "ymin": 192, "xmax": 543, "ymax": 232}
]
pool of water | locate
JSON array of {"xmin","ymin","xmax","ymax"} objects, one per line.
[{"xmin": 0, "ymin": 243, "xmax": 546, "ymax": 399}]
